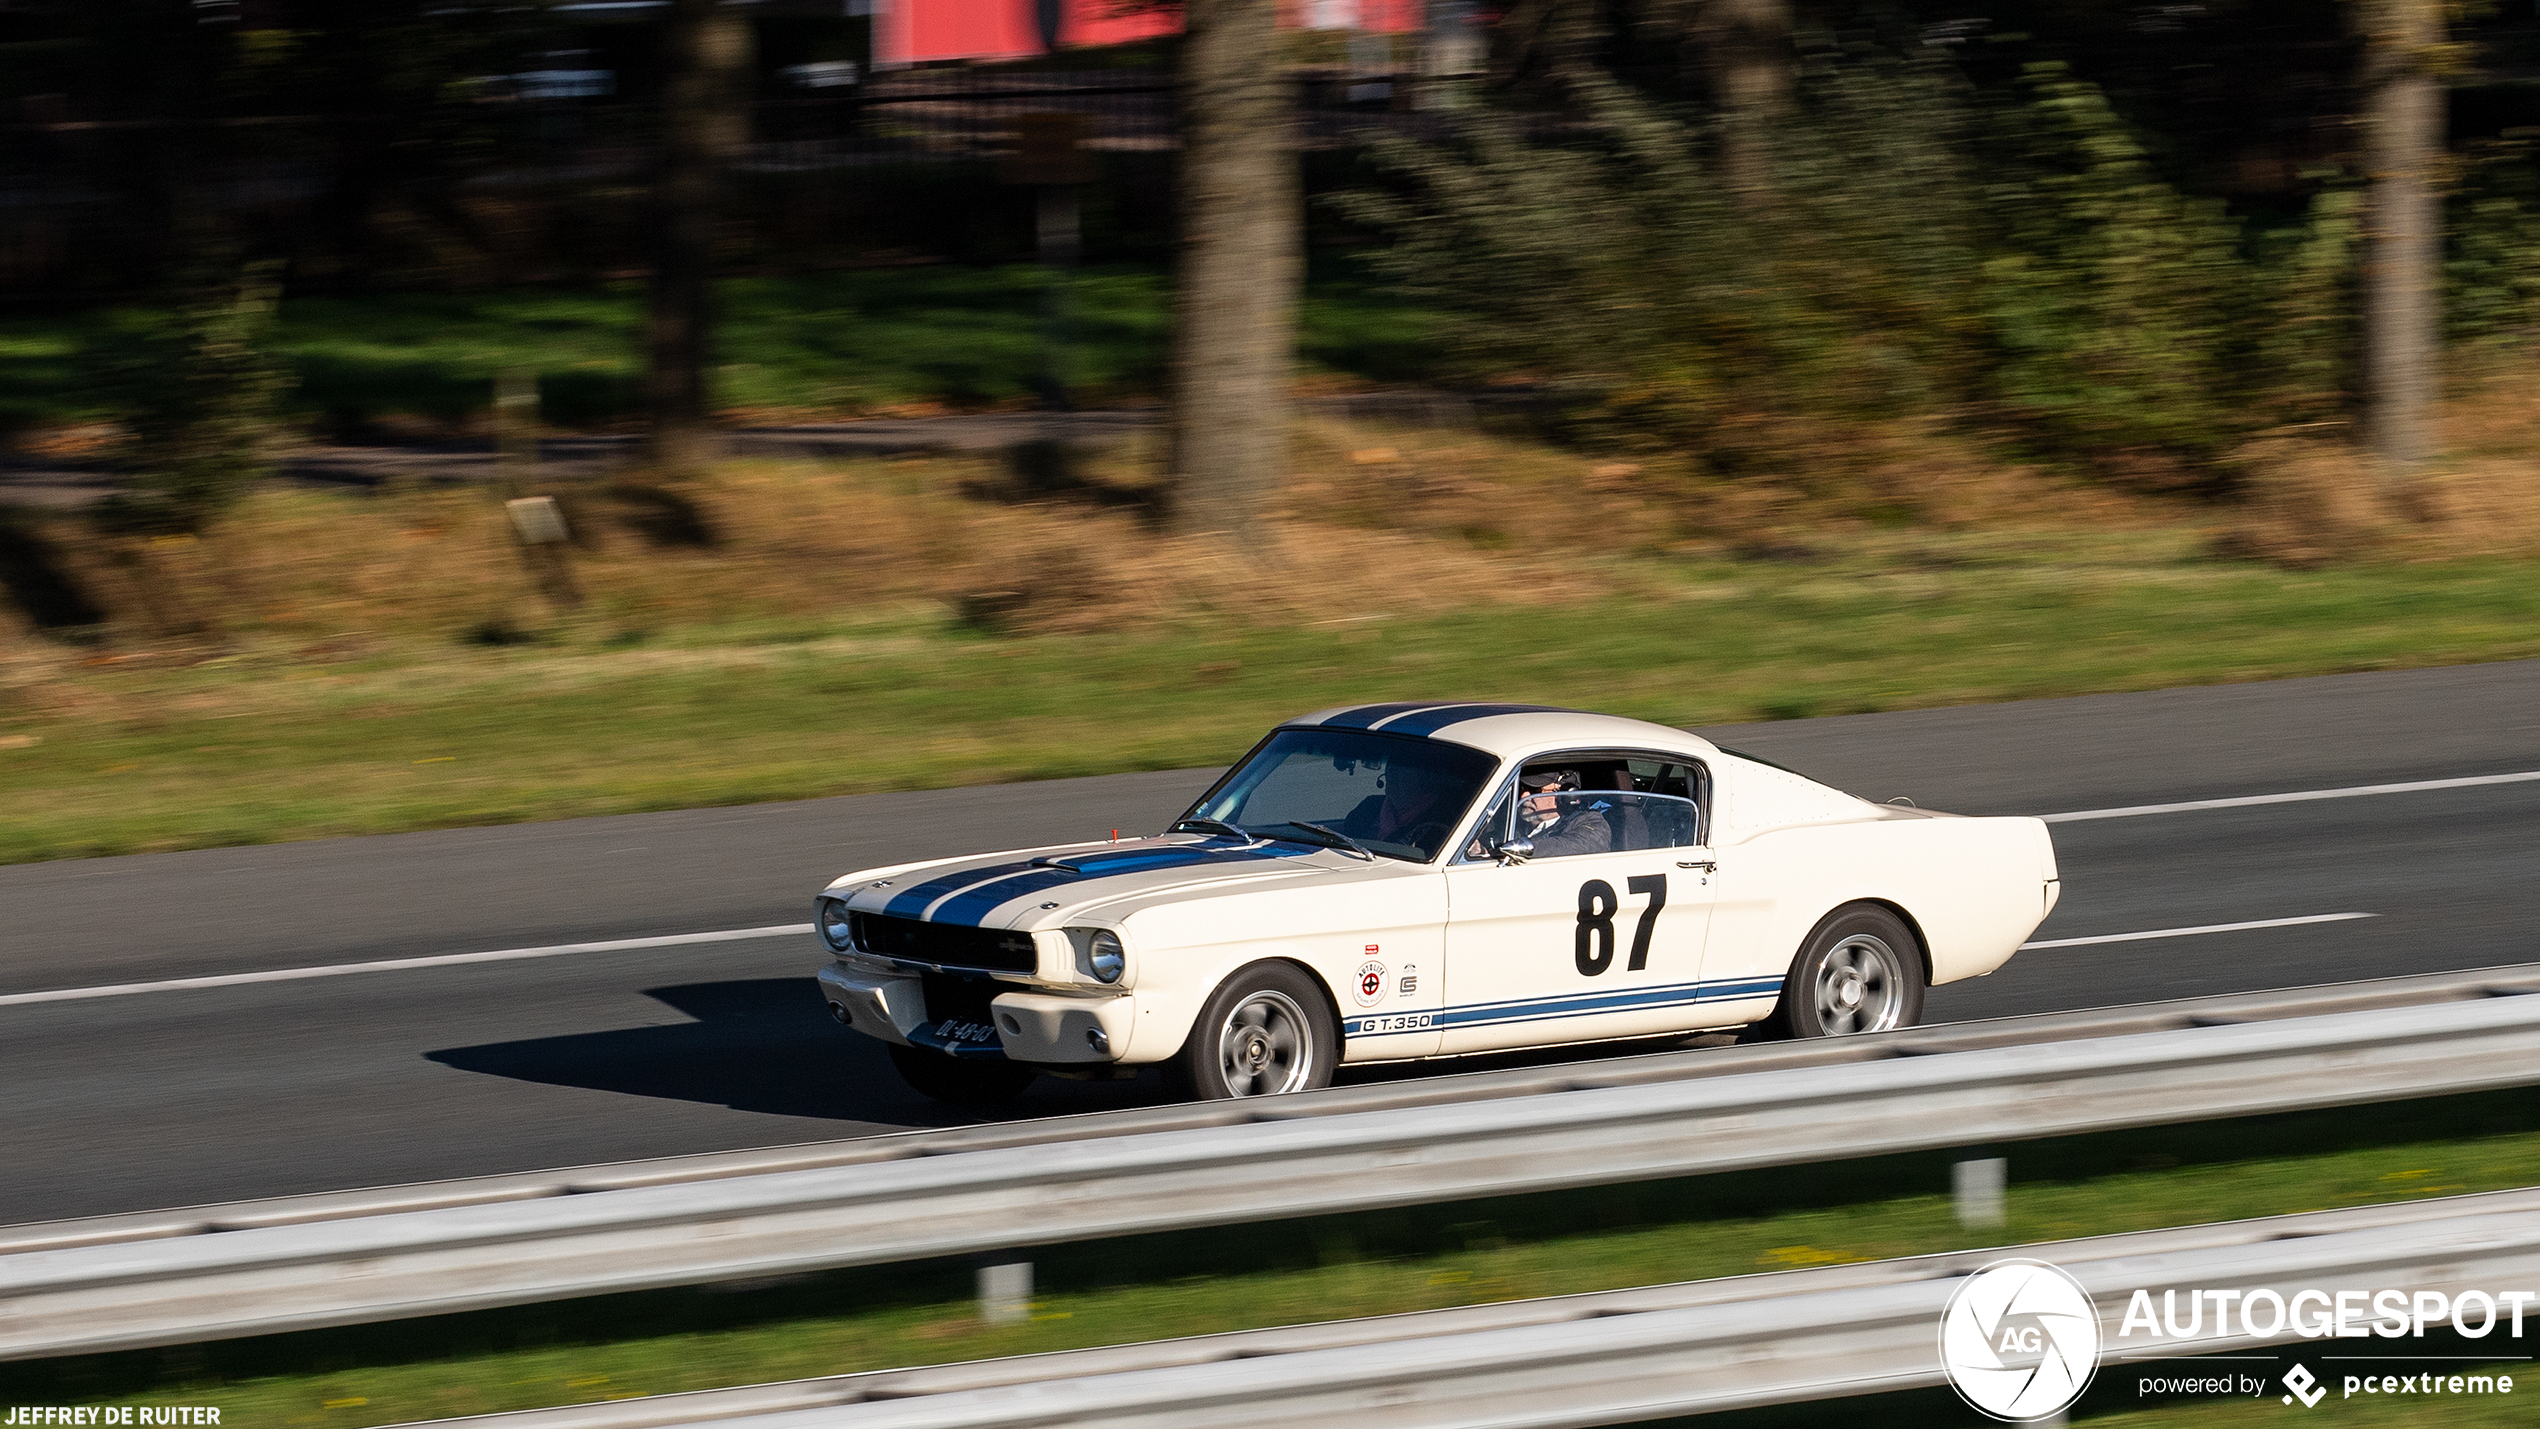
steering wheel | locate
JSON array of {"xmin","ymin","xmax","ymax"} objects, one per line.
[{"xmin": 1398, "ymin": 820, "xmax": 1454, "ymax": 852}]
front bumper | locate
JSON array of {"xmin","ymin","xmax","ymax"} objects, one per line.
[{"xmin": 817, "ymin": 961, "xmax": 1136, "ymax": 1065}]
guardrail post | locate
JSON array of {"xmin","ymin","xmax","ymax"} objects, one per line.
[
  {"xmin": 978, "ymin": 1257, "xmax": 1032, "ymax": 1325},
  {"xmin": 1954, "ymin": 1157, "xmax": 2006, "ymax": 1228}
]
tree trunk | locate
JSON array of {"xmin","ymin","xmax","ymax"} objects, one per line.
[
  {"xmin": 647, "ymin": 0, "xmax": 753, "ymax": 480},
  {"xmin": 1692, "ymin": 0, "xmax": 1792, "ymax": 201},
  {"xmin": 2358, "ymin": 0, "xmax": 2443, "ymax": 473},
  {"xmin": 1167, "ymin": 0, "xmax": 1299, "ymax": 550}
]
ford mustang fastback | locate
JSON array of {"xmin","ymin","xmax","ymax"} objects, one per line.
[{"xmin": 815, "ymin": 703, "xmax": 2060, "ymax": 1101}]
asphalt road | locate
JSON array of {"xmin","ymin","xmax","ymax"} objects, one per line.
[{"xmin": 4, "ymin": 660, "xmax": 2536, "ymax": 1224}]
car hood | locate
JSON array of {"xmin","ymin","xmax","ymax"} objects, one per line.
[{"xmin": 828, "ymin": 834, "xmax": 1387, "ymax": 930}]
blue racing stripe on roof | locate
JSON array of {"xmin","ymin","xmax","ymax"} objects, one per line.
[
  {"xmin": 1314, "ymin": 702, "xmax": 1449, "ymax": 731},
  {"xmin": 1375, "ymin": 703, "xmax": 1577, "ymax": 736}
]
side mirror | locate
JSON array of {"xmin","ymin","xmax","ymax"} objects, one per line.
[{"xmin": 1495, "ymin": 836, "xmax": 1535, "ymax": 865}]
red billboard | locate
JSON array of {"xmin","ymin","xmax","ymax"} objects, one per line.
[{"xmin": 878, "ymin": 1, "xmax": 1424, "ymax": 67}]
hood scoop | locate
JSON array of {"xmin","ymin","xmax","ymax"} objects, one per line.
[{"xmin": 1030, "ymin": 839, "xmax": 1294, "ymax": 877}]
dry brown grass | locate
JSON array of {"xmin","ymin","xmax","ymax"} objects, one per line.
[
  {"xmin": 2219, "ymin": 371, "xmax": 2540, "ymax": 567},
  {"xmin": 0, "ymin": 419, "xmax": 1656, "ymax": 663},
  {"xmin": 12, "ymin": 374, "xmax": 2529, "ymax": 678}
]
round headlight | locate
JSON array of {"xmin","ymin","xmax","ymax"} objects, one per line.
[
  {"xmin": 818, "ymin": 899, "xmax": 857, "ymax": 954},
  {"xmin": 1088, "ymin": 930, "xmax": 1125, "ymax": 984}
]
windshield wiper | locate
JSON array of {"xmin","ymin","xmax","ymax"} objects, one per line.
[
  {"xmin": 1171, "ymin": 817, "xmax": 1251, "ymax": 840},
  {"xmin": 1271, "ymin": 821, "xmax": 1377, "ymax": 861}
]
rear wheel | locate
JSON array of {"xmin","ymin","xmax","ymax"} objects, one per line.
[
  {"xmin": 1165, "ymin": 963, "xmax": 1339, "ymax": 1100},
  {"xmin": 1756, "ymin": 904, "xmax": 1926, "ymax": 1040},
  {"xmin": 888, "ymin": 1043, "xmax": 1036, "ymax": 1105}
]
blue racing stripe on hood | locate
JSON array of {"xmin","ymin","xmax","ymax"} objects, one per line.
[
  {"xmin": 881, "ymin": 860, "xmax": 1042, "ymax": 918},
  {"xmin": 928, "ymin": 866, "xmax": 1086, "ymax": 924},
  {"xmin": 924, "ymin": 841, "xmax": 1318, "ymax": 925}
]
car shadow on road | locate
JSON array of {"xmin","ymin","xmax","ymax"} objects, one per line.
[{"xmin": 423, "ymin": 978, "xmax": 1166, "ymax": 1125}]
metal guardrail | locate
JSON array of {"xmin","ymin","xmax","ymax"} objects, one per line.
[
  {"xmin": 6, "ymin": 964, "xmax": 2540, "ymax": 1360},
  {"xmin": 14, "ymin": 961, "xmax": 2536, "ymax": 1259},
  {"xmin": 402, "ymin": 1188, "xmax": 2540, "ymax": 1429}
]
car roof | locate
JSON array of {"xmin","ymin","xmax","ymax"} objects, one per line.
[{"xmin": 1279, "ymin": 702, "xmax": 1721, "ymax": 762}]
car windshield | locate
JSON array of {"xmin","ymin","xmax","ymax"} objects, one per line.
[{"xmin": 1180, "ymin": 729, "xmax": 1498, "ymax": 863}]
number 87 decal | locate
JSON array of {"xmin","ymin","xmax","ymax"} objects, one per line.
[{"xmin": 1575, "ymin": 874, "xmax": 1668, "ymax": 976}]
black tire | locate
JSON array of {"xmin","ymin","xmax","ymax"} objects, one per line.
[
  {"xmin": 888, "ymin": 1043, "xmax": 1036, "ymax": 1105},
  {"xmin": 1163, "ymin": 962, "xmax": 1340, "ymax": 1100},
  {"xmin": 1753, "ymin": 903, "xmax": 1926, "ymax": 1041}
]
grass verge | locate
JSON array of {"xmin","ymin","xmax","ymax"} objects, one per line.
[{"xmin": 6, "ymin": 1088, "xmax": 2536, "ymax": 1428}]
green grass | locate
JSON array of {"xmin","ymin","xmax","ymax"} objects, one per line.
[
  {"xmin": 0, "ymin": 261, "xmax": 1444, "ymax": 433},
  {"xmin": 4, "ymin": 533, "xmax": 2539, "ymax": 864},
  {"xmin": 9, "ymin": 1089, "xmax": 2536, "ymax": 1428}
]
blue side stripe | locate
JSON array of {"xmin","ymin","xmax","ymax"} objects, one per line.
[
  {"xmin": 1438, "ymin": 978, "xmax": 1780, "ymax": 1029},
  {"xmin": 1346, "ymin": 975, "xmax": 1785, "ymax": 1038},
  {"xmin": 1377, "ymin": 702, "xmax": 1576, "ymax": 736},
  {"xmin": 1442, "ymin": 975, "xmax": 1782, "ymax": 1020}
]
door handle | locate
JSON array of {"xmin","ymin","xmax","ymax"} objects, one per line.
[{"xmin": 1676, "ymin": 860, "xmax": 1716, "ymax": 872}]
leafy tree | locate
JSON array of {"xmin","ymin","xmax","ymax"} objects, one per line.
[{"xmin": 92, "ymin": 262, "xmax": 296, "ymax": 537}]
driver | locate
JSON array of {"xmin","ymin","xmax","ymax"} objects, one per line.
[
  {"xmin": 1515, "ymin": 769, "xmax": 1611, "ymax": 859},
  {"xmin": 1367, "ymin": 760, "xmax": 1454, "ymax": 847}
]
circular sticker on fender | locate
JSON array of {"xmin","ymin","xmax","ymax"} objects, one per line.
[{"xmin": 1353, "ymin": 960, "xmax": 1388, "ymax": 1007}]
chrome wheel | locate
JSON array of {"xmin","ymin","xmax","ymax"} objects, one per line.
[
  {"xmin": 1811, "ymin": 934, "xmax": 1904, "ymax": 1035},
  {"xmin": 1216, "ymin": 989, "xmax": 1315, "ymax": 1097}
]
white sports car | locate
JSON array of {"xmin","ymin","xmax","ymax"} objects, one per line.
[{"xmin": 815, "ymin": 703, "xmax": 2059, "ymax": 1102}]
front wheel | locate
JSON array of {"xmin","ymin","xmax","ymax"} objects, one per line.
[
  {"xmin": 888, "ymin": 1043, "xmax": 1036, "ymax": 1105},
  {"xmin": 1165, "ymin": 962, "xmax": 1339, "ymax": 1100},
  {"xmin": 1757, "ymin": 904, "xmax": 1926, "ymax": 1040}
]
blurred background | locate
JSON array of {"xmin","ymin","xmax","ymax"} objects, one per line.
[{"xmin": 1, "ymin": 0, "xmax": 2537, "ymax": 859}]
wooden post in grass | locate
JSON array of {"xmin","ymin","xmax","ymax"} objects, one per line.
[
  {"xmin": 494, "ymin": 369, "xmax": 581, "ymax": 609},
  {"xmin": 495, "ymin": 368, "xmax": 537, "ymax": 502}
]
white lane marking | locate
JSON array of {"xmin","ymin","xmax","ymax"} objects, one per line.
[
  {"xmin": 0, "ymin": 924, "xmax": 814, "ymax": 1008},
  {"xmin": 2020, "ymin": 912, "xmax": 2376, "ymax": 951},
  {"xmin": 2042, "ymin": 770, "xmax": 2540, "ymax": 823}
]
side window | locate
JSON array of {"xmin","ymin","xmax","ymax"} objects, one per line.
[
  {"xmin": 1626, "ymin": 759, "xmax": 1697, "ymax": 800},
  {"xmin": 1473, "ymin": 752, "xmax": 1709, "ymax": 858}
]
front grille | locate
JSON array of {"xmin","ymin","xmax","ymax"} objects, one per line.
[{"xmin": 849, "ymin": 911, "xmax": 1039, "ymax": 974}]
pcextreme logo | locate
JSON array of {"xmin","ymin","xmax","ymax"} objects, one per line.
[
  {"xmin": 2284, "ymin": 1364, "xmax": 2327, "ymax": 1408},
  {"xmin": 1939, "ymin": 1259, "xmax": 2102, "ymax": 1423}
]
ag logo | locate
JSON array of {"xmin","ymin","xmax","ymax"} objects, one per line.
[
  {"xmin": 1352, "ymin": 959, "xmax": 1387, "ymax": 1007},
  {"xmin": 1939, "ymin": 1258, "xmax": 2100, "ymax": 1422}
]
